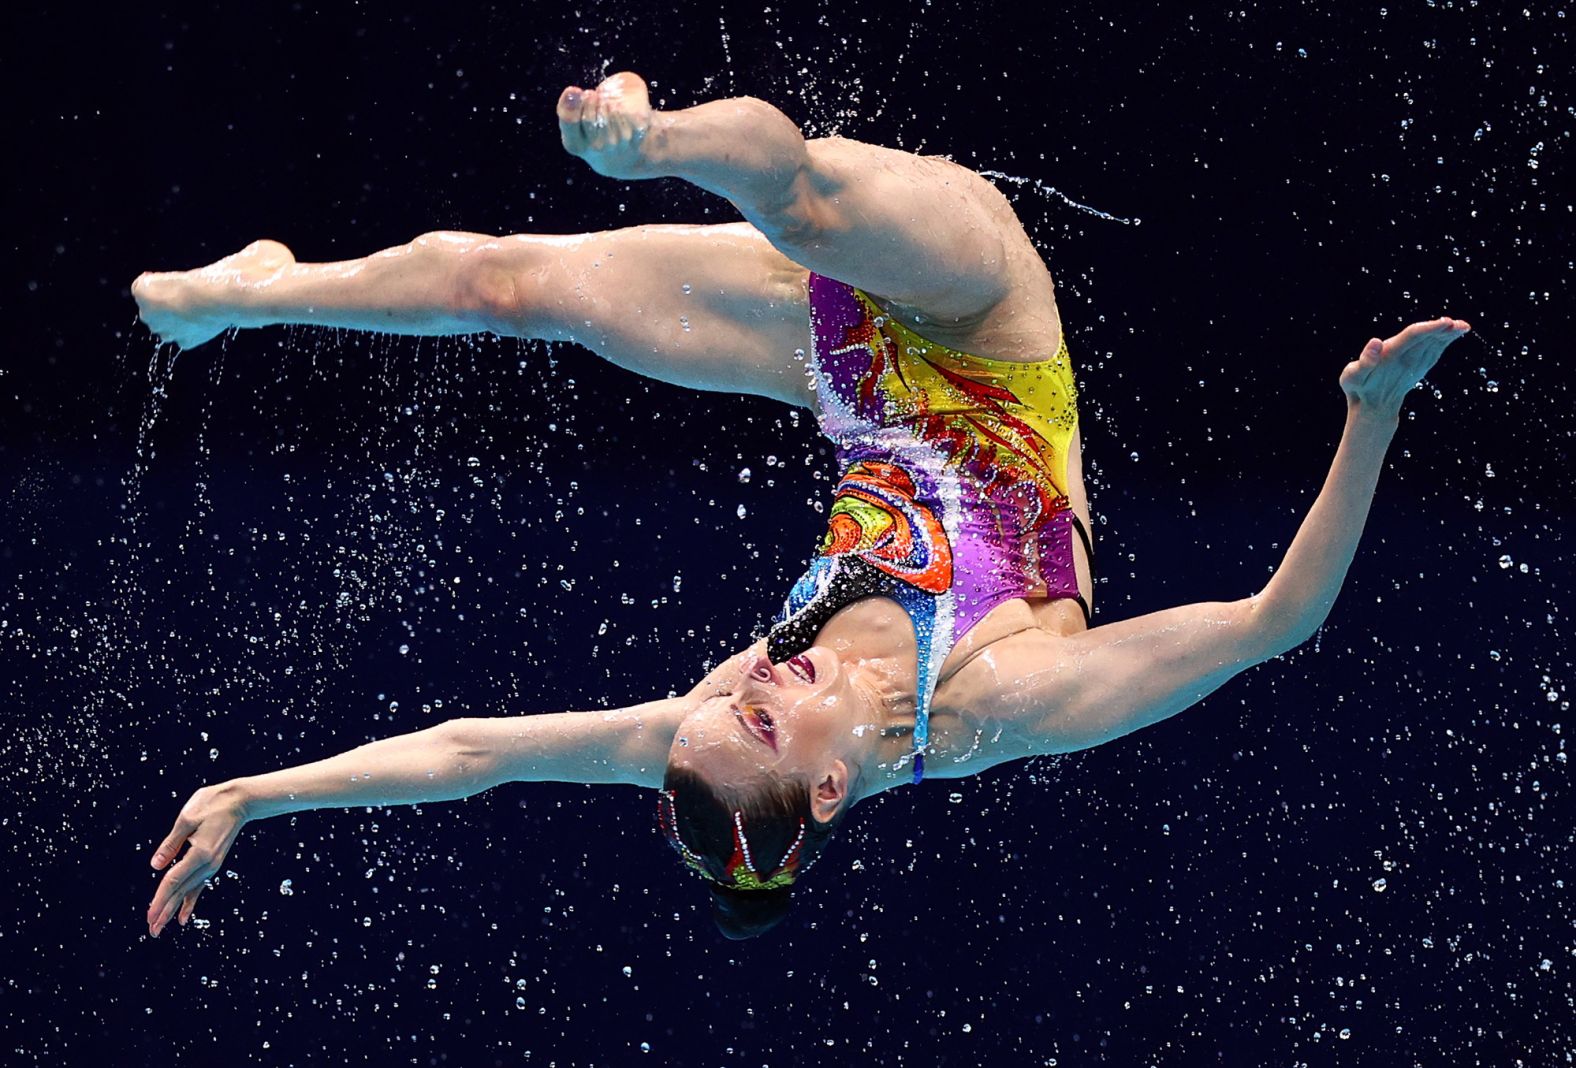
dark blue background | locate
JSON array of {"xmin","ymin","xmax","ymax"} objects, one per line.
[{"xmin": 3, "ymin": 2, "xmax": 1570, "ymax": 1065}]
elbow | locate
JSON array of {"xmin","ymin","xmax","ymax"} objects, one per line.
[
  {"xmin": 434, "ymin": 719, "xmax": 501, "ymax": 785},
  {"xmin": 1243, "ymin": 595, "xmax": 1325, "ymax": 659}
]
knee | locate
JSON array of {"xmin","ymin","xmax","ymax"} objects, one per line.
[{"xmin": 410, "ymin": 232, "xmax": 531, "ymax": 333}]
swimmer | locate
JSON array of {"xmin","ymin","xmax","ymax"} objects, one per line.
[{"xmin": 136, "ymin": 73, "xmax": 1470, "ymax": 939}]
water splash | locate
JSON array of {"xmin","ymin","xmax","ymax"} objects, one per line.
[{"xmin": 978, "ymin": 169, "xmax": 1141, "ymax": 226}]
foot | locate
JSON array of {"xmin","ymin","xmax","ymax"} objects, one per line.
[
  {"xmin": 1339, "ymin": 316, "xmax": 1471, "ymax": 415},
  {"xmin": 131, "ymin": 239, "xmax": 295, "ymax": 350},
  {"xmin": 556, "ymin": 71, "xmax": 659, "ymax": 180}
]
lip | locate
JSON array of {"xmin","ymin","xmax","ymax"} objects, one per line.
[{"xmin": 786, "ymin": 653, "xmax": 817, "ymax": 684}]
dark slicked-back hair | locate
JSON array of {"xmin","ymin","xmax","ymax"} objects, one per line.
[{"xmin": 661, "ymin": 764, "xmax": 845, "ymax": 939}]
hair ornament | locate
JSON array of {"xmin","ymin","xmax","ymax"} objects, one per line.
[{"xmin": 658, "ymin": 789, "xmax": 806, "ymax": 892}]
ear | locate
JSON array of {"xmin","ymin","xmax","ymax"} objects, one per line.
[{"xmin": 810, "ymin": 759, "xmax": 853, "ymax": 823}]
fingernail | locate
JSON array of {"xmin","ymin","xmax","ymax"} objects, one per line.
[
  {"xmin": 151, "ymin": 853, "xmax": 163, "ymax": 867},
  {"xmin": 565, "ymin": 89, "xmax": 582, "ymax": 107}
]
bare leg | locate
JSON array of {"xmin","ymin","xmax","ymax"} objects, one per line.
[
  {"xmin": 132, "ymin": 222, "xmax": 815, "ymax": 404},
  {"xmin": 558, "ymin": 73, "xmax": 1060, "ymax": 360},
  {"xmin": 132, "ymin": 71, "xmax": 1058, "ymax": 388}
]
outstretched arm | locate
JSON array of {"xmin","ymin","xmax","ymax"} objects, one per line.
[
  {"xmin": 965, "ymin": 318, "xmax": 1471, "ymax": 755},
  {"xmin": 145, "ymin": 699, "xmax": 688, "ymax": 936},
  {"xmin": 145, "ymin": 649, "xmax": 756, "ymax": 936}
]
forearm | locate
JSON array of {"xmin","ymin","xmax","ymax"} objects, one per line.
[
  {"xmin": 232, "ymin": 720, "xmax": 498, "ymax": 821},
  {"xmin": 644, "ymin": 97, "xmax": 811, "ymax": 212},
  {"xmin": 1253, "ymin": 399, "xmax": 1399, "ymax": 646}
]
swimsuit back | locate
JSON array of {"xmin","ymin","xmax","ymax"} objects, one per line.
[{"xmin": 767, "ymin": 274, "xmax": 1087, "ymax": 782}]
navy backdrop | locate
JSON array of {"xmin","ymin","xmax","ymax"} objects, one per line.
[{"xmin": 2, "ymin": 2, "xmax": 1571, "ymax": 1065}]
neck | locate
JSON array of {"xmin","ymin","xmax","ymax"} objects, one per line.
[{"xmin": 844, "ymin": 663, "xmax": 925, "ymax": 802}]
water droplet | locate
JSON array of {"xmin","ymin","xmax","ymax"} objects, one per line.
[
  {"xmin": 279, "ymin": 879, "xmax": 294, "ymax": 896},
  {"xmin": 1371, "ymin": 877, "xmax": 1388, "ymax": 892},
  {"xmin": 1498, "ymin": 555, "xmax": 1513, "ymax": 570},
  {"xmin": 622, "ymin": 965, "xmax": 633, "ymax": 977},
  {"xmin": 398, "ymin": 643, "xmax": 410, "ymax": 655},
  {"xmin": 736, "ymin": 504, "xmax": 748, "ymax": 519},
  {"xmin": 737, "ymin": 467, "xmax": 752, "ymax": 483}
]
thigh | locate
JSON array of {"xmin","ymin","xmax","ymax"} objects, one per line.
[
  {"xmin": 499, "ymin": 222, "xmax": 815, "ymax": 406},
  {"xmin": 749, "ymin": 139, "xmax": 1062, "ymax": 362}
]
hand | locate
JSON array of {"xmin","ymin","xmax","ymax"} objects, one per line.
[
  {"xmin": 556, "ymin": 71, "xmax": 657, "ymax": 180},
  {"xmin": 146, "ymin": 781, "xmax": 251, "ymax": 937},
  {"xmin": 131, "ymin": 239, "xmax": 294, "ymax": 350},
  {"xmin": 1339, "ymin": 317, "xmax": 1471, "ymax": 416}
]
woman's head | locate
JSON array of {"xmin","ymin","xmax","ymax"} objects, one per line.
[
  {"xmin": 660, "ymin": 647, "xmax": 876, "ymax": 938},
  {"xmin": 659, "ymin": 764, "xmax": 840, "ymax": 938}
]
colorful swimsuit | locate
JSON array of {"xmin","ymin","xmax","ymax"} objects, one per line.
[{"xmin": 766, "ymin": 274, "xmax": 1092, "ymax": 783}]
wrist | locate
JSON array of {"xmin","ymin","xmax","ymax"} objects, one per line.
[
  {"xmin": 1344, "ymin": 393, "xmax": 1402, "ymax": 428},
  {"xmin": 218, "ymin": 777, "xmax": 262, "ymax": 821}
]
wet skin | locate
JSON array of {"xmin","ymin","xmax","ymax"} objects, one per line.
[{"xmin": 670, "ymin": 649, "xmax": 845, "ymax": 770}]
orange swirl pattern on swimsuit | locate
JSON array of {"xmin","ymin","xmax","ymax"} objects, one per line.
[{"xmin": 818, "ymin": 461, "xmax": 952, "ymax": 593}]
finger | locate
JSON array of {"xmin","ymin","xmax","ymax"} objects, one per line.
[
  {"xmin": 148, "ymin": 853, "xmax": 206, "ymax": 931},
  {"xmin": 151, "ymin": 815, "xmax": 196, "ymax": 869},
  {"xmin": 152, "ymin": 870, "xmax": 206, "ymax": 936},
  {"xmin": 178, "ymin": 886, "xmax": 203, "ymax": 926}
]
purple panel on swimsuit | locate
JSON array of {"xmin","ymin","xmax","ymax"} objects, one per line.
[{"xmin": 808, "ymin": 273, "xmax": 873, "ymax": 403}]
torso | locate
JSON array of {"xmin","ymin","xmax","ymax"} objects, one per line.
[{"xmin": 765, "ymin": 272, "xmax": 1090, "ymax": 781}]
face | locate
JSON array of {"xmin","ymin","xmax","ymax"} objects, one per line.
[{"xmin": 667, "ymin": 647, "xmax": 867, "ymax": 806}]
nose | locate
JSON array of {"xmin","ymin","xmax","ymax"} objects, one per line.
[{"xmin": 747, "ymin": 655, "xmax": 778, "ymax": 686}]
